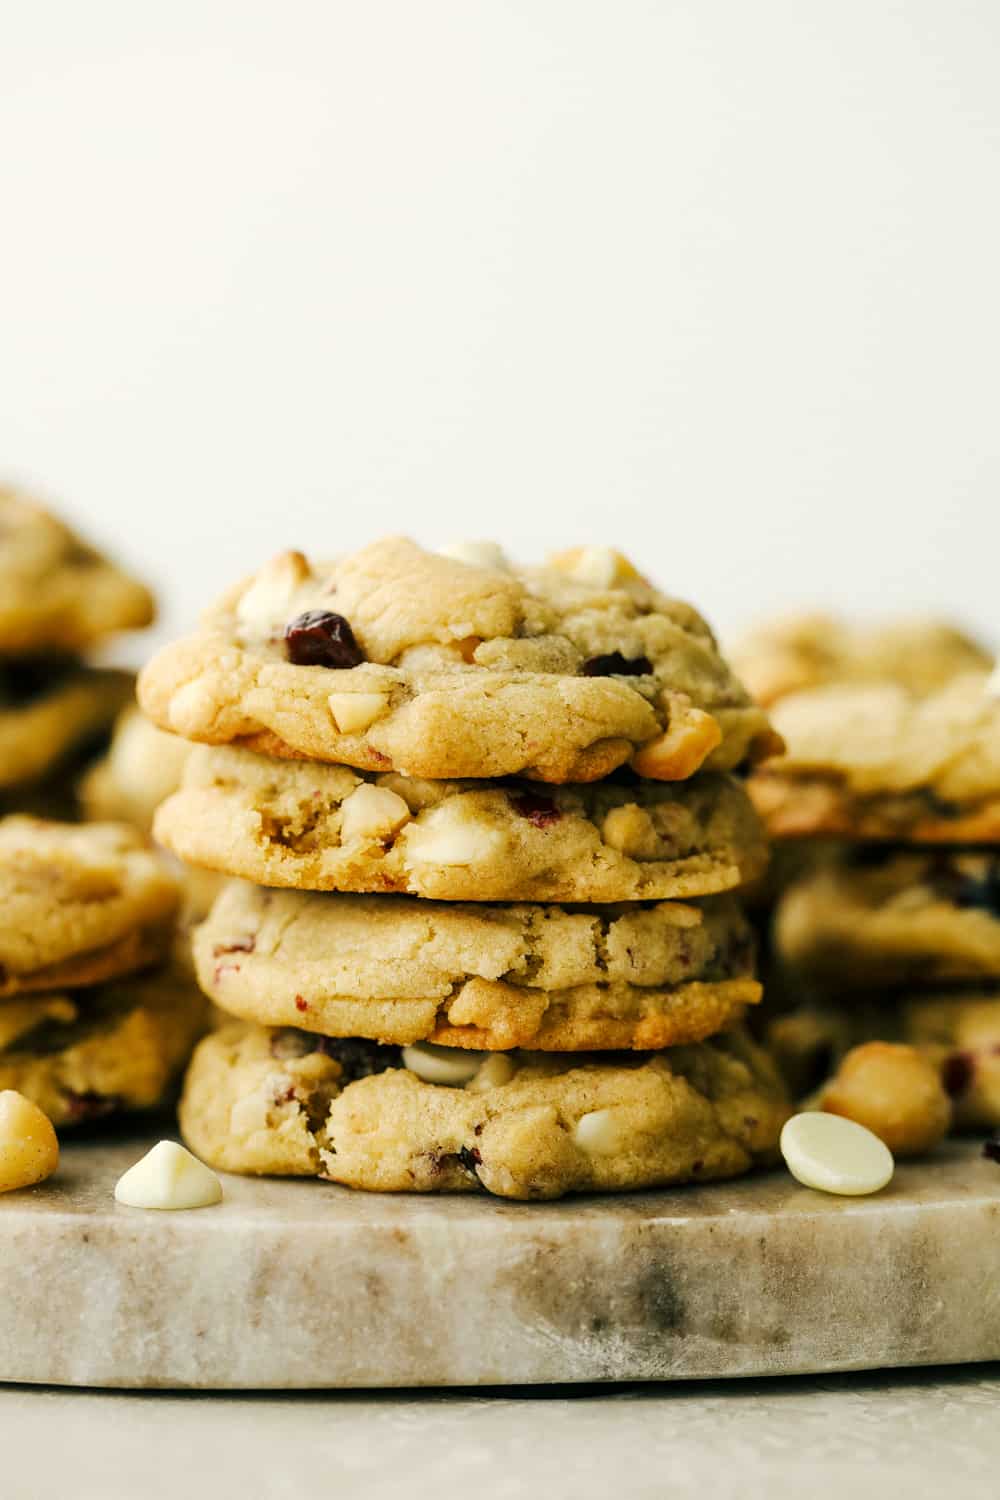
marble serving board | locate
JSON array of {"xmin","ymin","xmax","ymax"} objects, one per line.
[{"xmin": 2, "ymin": 1133, "xmax": 999, "ymax": 1389}]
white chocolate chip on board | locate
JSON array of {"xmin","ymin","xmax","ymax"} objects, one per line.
[
  {"xmin": 780, "ymin": 1111, "xmax": 894, "ymax": 1197},
  {"xmin": 402, "ymin": 1042, "xmax": 485, "ymax": 1086},
  {"xmin": 114, "ymin": 1140, "xmax": 223, "ymax": 1210},
  {"xmin": 327, "ymin": 692, "xmax": 390, "ymax": 734},
  {"xmin": 0, "ymin": 1091, "xmax": 59, "ymax": 1194}
]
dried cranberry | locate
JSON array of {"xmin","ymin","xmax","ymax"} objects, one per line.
[
  {"xmin": 63, "ymin": 1090, "xmax": 118, "ymax": 1124},
  {"xmin": 942, "ymin": 1051, "xmax": 974, "ymax": 1099},
  {"xmin": 983, "ymin": 1138, "xmax": 1000, "ymax": 1164},
  {"xmin": 294, "ymin": 995, "xmax": 309, "ymax": 1013},
  {"xmin": 310, "ymin": 1035, "xmax": 402, "ymax": 1082},
  {"xmin": 284, "ymin": 610, "xmax": 364, "ymax": 669},
  {"xmin": 581, "ymin": 652, "xmax": 652, "ymax": 677},
  {"xmin": 458, "ymin": 1145, "xmax": 483, "ymax": 1175},
  {"xmin": 510, "ymin": 791, "xmax": 561, "ymax": 829}
]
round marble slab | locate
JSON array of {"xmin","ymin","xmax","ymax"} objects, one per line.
[{"xmin": 2, "ymin": 1134, "xmax": 999, "ymax": 1388}]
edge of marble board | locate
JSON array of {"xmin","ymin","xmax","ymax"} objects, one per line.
[{"xmin": 1, "ymin": 1137, "xmax": 998, "ymax": 1389}]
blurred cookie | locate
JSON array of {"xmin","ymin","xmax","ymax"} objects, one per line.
[
  {"xmin": 0, "ymin": 963, "xmax": 207, "ymax": 1128},
  {"xmin": 0, "ymin": 817, "xmax": 179, "ymax": 995},
  {"xmin": 0, "ymin": 663, "xmax": 133, "ymax": 792},
  {"xmin": 749, "ymin": 674, "xmax": 1000, "ymax": 841},
  {"xmin": 732, "ymin": 613, "xmax": 991, "ymax": 707},
  {"xmin": 180, "ymin": 1020, "xmax": 788, "ymax": 1199},
  {"xmin": 80, "ymin": 706, "xmax": 192, "ymax": 831},
  {"xmin": 0, "ymin": 490, "xmax": 153, "ymax": 653}
]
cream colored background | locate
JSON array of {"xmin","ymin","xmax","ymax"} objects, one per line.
[{"xmin": 0, "ymin": 1, "xmax": 997, "ymax": 650}]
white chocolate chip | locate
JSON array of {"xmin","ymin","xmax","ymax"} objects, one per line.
[
  {"xmin": 339, "ymin": 784, "xmax": 411, "ymax": 842},
  {"xmin": 114, "ymin": 1140, "xmax": 223, "ymax": 1211},
  {"xmin": 438, "ymin": 541, "xmax": 511, "ymax": 572},
  {"xmin": 780, "ymin": 1111, "xmax": 894, "ymax": 1197},
  {"xmin": 403, "ymin": 813, "xmax": 503, "ymax": 868},
  {"xmin": 550, "ymin": 546, "xmax": 638, "ymax": 589},
  {"xmin": 466, "ymin": 1054, "xmax": 517, "ymax": 1092},
  {"xmin": 573, "ymin": 1109, "xmax": 625, "ymax": 1157},
  {"xmin": 236, "ymin": 550, "xmax": 312, "ymax": 637},
  {"xmin": 401, "ymin": 1042, "xmax": 485, "ymax": 1086},
  {"xmin": 328, "ymin": 692, "xmax": 390, "ymax": 734},
  {"xmin": 0, "ymin": 1091, "xmax": 59, "ymax": 1194}
]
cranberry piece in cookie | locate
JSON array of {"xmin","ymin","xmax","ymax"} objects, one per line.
[
  {"xmin": 582, "ymin": 651, "xmax": 653, "ymax": 677},
  {"xmin": 284, "ymin": 611, "xmax": 365, "ymax": 669},
  {"xmin": 510, "ymin": 791, "xmax": 562, "ymax": 828}
]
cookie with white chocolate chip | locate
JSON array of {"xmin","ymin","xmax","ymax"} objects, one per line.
[
  {"xmin": 194, "ymin": 881, "xmax": 760, "ymax": 1051},
  {"xmin": 0, "ymin": 489, "xmax": 154, "ymax": 654},
  {"xmin": 138, "ymin": 537, "xmax": 777, "ymax": 784},
  {"xmin": 749, "ymin": 674, "xmax": 1000, "ymax": 842},
  {"xmin": 154, "ymin": 744, "xmax": 767, "ymax": 903},
  {"xmin": 179, "ymin": 1020, "xmax": 788, "ymax": 1198},
  {"xmin": 775, "ymin": 851, "xmax": 1000, "ymax": 990},
  {"xmin": 0, "ymin": 962, "xmax": 208, "ymax": 1128},
  {"xmin": 0, "ymin": 816, "xmax": 180, "ymax": 996}
]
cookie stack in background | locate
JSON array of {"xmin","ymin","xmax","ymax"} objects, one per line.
[
  {"xmin": 139, "ymin": 536, "xmax": 789, "ymax": 1200},
  {"xmin": 0, "ymin": 490, "xmax": 155, "ymax": 818},
  {"xmin": 733, "ymin": 614, "xmax": 1000, "ymax": 1149},
  {"xmin": 0, "ymin": 819, "xmax": 206, "ymax": 1127}
]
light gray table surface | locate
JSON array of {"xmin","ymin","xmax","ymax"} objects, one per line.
[{"xmin": 4, "ymin": 1366, "xmax": 998, "ymax": 1500}]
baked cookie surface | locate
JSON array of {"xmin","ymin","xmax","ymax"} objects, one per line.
[
  {"xmin": 80, "ymin": 706, "xmax": 192, "ymax": 831},
  {"xmin": 0, "ymin": 490, "xmax": 154, "ymax": 653},
  {"xmin": 195, "ymin": 882, "xmax": 760, "ymax": 1050},
  {"xmin": 138, "ymin": 539, "xmax": 776, "ymax": 784},
  {"xmin": 179, "ymin": 1021, "xmax": 788, "ymax": 1198},
  {"xmin": 732, "ymin": 613, "xmax": 991, "ymax": 707},
  {"xmin": 0, "ymin": 664, "xmax": 134, "ymax": 791},
  {"xmin": 0, "ymin": 817, "xmax": 180, "ymax": 994},
  {"xmin": 749, "ymin": 674, "xmax": 1000, "ymax": 841},
  {"xmin": 776, "ymin": 852, "xmax": 1000, "ymax": 989},
  {"xmin": 155, "ymin": 745, "xmax": 767, "ymax": 903},
  {"xmin": 0, "ymin": 963, "xmax": 208, "ymax": 1127}
]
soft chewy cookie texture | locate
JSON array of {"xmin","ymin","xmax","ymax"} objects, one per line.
[
  {"xmin": 0, "ymin": 490, "xmax": 154, "ymax": 653},
  {"xmin": 776, "ymin": 851, "xmax": 1000, "ymax": 990},
  {"xmin": 0, "ymin": 817, "xmax": 180, "ymax": 995},
  {"xmin": 138, "ymin": 538, "xmax": 777, "ymax": 784},
  {"xmin": 155, "ymin": 744, "xmax": 767, "ymax": 903},
  {"xmin": 0, "ymin": 664, "xmax": 134, "ymax": 792},
  {"xmin": 732, "ymin": 613, "xmax": 992, "ymax": 707},
  {"xmin": 749, "ymin": 674, "xmax": 1000, "ymax": 841},
  {"xmin": 180, "ymin": 1021, "xmax": 788, "ymax": 1199},
  {"xmin": 195, "ymin": 882, "xmax": 760, "ymax": 1050},
  {"xmin": 0, "ymin": 963, "xmax": 208, "ymax": 1128}
]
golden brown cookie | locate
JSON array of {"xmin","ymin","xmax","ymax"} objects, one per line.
[
  {"xmin": 154, "ymin": 745, "xmax": 767, "ymax": 903},
  {"xmin": 179, "ymin": 1020, "xmax": 788, "ymax": 1199},
  {"xmin": 79, "ymin": 706, "xmax": 192, "ymax": 831},
  {"xmin": 0, "ymin": 664, "xmax": 134, "ymax": 792},
  {"xmin": 138, "ymin": 539, "xmax": 777, "ymax": 784},
  {"xmin": 194, "ymin": 882, "xmax": 760, "ymax": 1050}
]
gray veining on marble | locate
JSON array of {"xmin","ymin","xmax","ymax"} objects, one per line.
[{"xmin": 1, "ymin": 1136, "xmax": 999, "ymax": 1388}]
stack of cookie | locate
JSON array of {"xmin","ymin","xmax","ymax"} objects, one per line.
[
  {"xmin": 0, "ymin": 490, "xmax": 155, "ymax": 817},
  {"xmin": 737, "ymin": 615, "xmax": 1000, "ymax": 1143},
  {"xmin": 140, "ymin": 537, "xmax": 789, "ymax": 1200},
  {"xmin": 0, "ymin": 818, "xmax": 206, "ymax": 1127}
]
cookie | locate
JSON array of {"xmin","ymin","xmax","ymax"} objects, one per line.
[
  {"xmin": 179, "ymin": 1020, "xmax": 788, "ymax": 1198},
  {"xmin": 0, "ymin": 664, "xmax": 134, "ymax": 791},
  {"xmin": 154, "ymin": 744, "xmax": 767, "ymax": 903},
  {"xmin": 138, "ymin": 539, "xmax": 777, "ymax": 784},
  {"xmin": 0, "ymin": 817, "xmax": 180, "ymax": 995},
  {"xmin": 775, "ymin": 852, "xmax": 1000, "ymax": 990},
  {"xmin": 902, "ymin": 993, "xmax": 1000, "ymax": 1131},
  {"xmin": 195, "ymin": 882, "xmax": 759, "ymax": 1050},
  {"xmin": 0, "ymin": 490, "xmax": 154, "ymax": 653},
  {"xmin": 732, "ymin": 613, "xmax": 991, "ymax": 707},
  {"xmin": 748, "ymin": 674, "xmax": 1000, "ymax": 841},
  {"xmin": 79, "ymin": 706, "xmax": 192, "ymax": 831},
  {"xmin": 0, "ymin": 963, "xmax": 208, "ymax": 1128}
]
